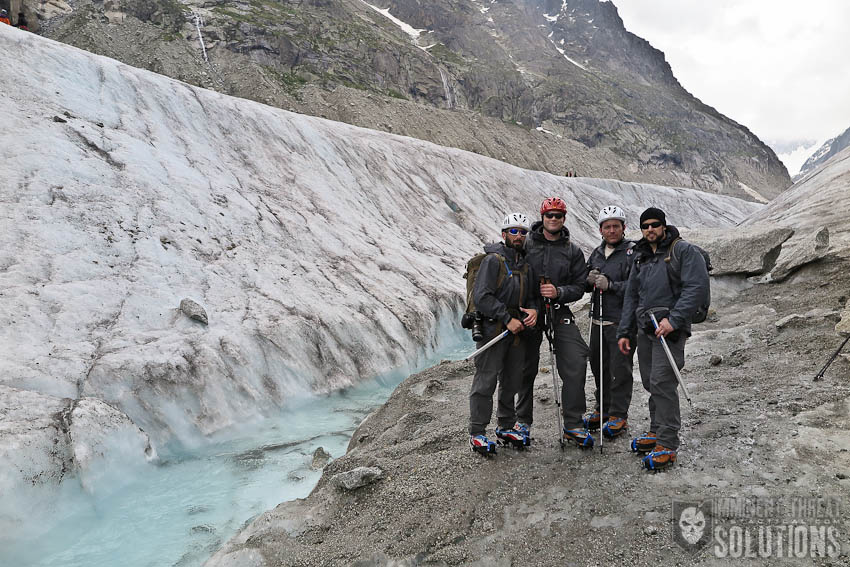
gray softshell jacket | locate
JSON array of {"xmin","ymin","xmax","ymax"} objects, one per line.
[
  {"xmin": 617, "ymin": 225, "xmax": 709, "ymax": 338},
  {"xmin": 586, "ymin": 238, "xmax": 635, "ymax": 324},
  {"xmin": 472, "ymin": 242, "xmax": 538, "ymax": 328},
  {"xmin": 524, "ymin": 221, "xmax": 588, "ymax": 309}
]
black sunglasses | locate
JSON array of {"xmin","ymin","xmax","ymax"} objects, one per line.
[
  {"xmin": 507, "ymin": 228, "xmax": 528, "ymax": 235},
  {"xmin": 544, "ymin": 212, "xmax": 565, "ymax": 219},
  {"xmin": 640, "ymin": 221, "xmax": 663, "ymax": 230}
]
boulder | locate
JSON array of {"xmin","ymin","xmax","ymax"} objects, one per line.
[
  {"xmin": 311, "ymin": 447, "xmax": 331, "ymax": 469},
  {"xmin": 179, "ymin": 298, "xmax": 209, "ymax": 325},
  {"xmin": 680, "ymin": 225, "xmax": 793, "ymax": 276},
  {"xmin": 767, "ymin": 226, "xmax": 830, "ymax": 282},
  {"xmin": 330, "ymin": 466, "xmax": 383, "ymax": 490},
  {"xmin": 775, "ymin": 308, "xmax": 840, "ymax": 330}
]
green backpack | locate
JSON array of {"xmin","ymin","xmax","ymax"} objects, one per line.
[{"xmin": 463, "ymin": 252, "xmax": 526, "ymax": 314}]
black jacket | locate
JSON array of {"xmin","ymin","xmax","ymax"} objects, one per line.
[
  {"xmin": 586, "ymin": 238, "xmax": 635, "ymax": 324},
  {"xmin": 524, "ymin": 221, "xmax": 587, "ymax": 310},
  {"xmin": 617, "ymin": 225, "xmax": 709, "ymax": 338},
  {"xmin": 472, "ymin": 242, "xmax": 538, "ymax": 328}
]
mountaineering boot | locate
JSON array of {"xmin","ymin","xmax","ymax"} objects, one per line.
[
  {"xmin": 495, "ymin": 424, "xmax": 531, "ymax": 448},
  {"xmin": 642, "ymin": 445, "xmax": 677, "ymax": 471},
  {"xmin": 563, "ymin": 427, "xmax": 595, "ymax": 449},
  {"xmin": 470, "ymin": 434, "xmax": 497, "ymax": 455},
  {"xmin": 630, "ymin": 432, "xmax": 657, "ymax": 454},
  {"xmin": 602, "ymin": 417, "xmax": 628, "ymax": 439},
  {"xmin": 582, "ymin": 410, "xmax": 608, "ymax": 431}
]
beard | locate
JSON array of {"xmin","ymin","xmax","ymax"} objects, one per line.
[{"xmin": 505, "ymin": 237, "xmax": 524, "ymax": 251}]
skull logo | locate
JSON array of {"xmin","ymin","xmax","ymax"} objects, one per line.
[{"xmin": 678, "ymin": 506, "xmax": 706, "ymax": 545}]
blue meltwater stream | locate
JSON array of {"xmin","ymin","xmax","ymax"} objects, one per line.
[{"xmin": 2, "ymin": 329, "xmax": 473, "ymax": 567}]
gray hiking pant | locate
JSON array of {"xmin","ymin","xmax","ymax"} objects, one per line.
[
  {"xmin": 589, "ymin": 324, "xmax": 635, "ymax": 419},
  {"xmin": 516, "ymin": 314, "xmax": 588, "ymax": 430},
  {"xmin": 636, "ymin": 329, "xmax": 686, "ymax": 450},
  {"xmin": 469, "ymin": 330, "xmax": 526, "ymax": 436}
]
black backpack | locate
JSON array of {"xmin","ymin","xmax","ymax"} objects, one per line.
[{"xmin": 665, "ymin": 238, "xmax": 712, "ymax": 323}]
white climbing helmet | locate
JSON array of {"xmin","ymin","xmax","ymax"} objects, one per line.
[
  {"xmin": 597, "ymin": 205, "xmax": 626, "ymax": 226},
  {"xmin": 501, "ymin": 212, "xmax": 530, "ymax": 231}
]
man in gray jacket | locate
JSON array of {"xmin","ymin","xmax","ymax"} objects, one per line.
[
  {"xmin": 519, "ymin": 197, "xmax": 592, "ymax": 448},
  {"xmin": 617, "ymin": 207, "xmax": 709, "ymax": 470},
  {"xmin": 585, "ymin": 206, "xmax": 636, "ymax": 439},
  {"xmin": 469, "ymin": 213, "xmax": 538, "ymax": 454}
]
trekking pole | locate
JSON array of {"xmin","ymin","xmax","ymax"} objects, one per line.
[
  {"xmin": 543, "ymin": 277, "xmax": 565, "ymax": 449},
  {"xmin": 813, "ymin": 335, "xmax": 850, "ymax": 381},
  {"xmin": 648, "ymin": 313, "xmax": 693, "ymax": 407},
  {"xmin": 598, "ymin": 289, "xmax": 604, "ymax": 454},
  {"xmin": 465, "ymin": 330, "xmax": 510, "ymax": 361}
]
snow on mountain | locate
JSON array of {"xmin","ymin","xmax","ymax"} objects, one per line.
[{"xmin": 0, "ymin": 25, "xmax": 760, "ymax": 486}]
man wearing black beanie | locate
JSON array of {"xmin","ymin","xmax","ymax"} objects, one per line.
[{"xmin": 616, "ymin": 207, "xmax": 709, "ymax": 470}]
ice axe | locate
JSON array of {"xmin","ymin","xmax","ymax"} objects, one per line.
[
  {"xmin": 465, "ymin": 330, "xmax": 510, "ymax": 361},
  {"xmin": 649, "ymin": 312, "xmax": 693, "ymax": 407}
]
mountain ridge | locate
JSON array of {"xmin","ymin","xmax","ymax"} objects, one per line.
[{"xmin": 34, "ymin": 0, "xmax": 790, "ymax": 200}]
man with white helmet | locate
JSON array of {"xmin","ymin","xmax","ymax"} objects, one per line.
[
  {"xmin": 584, "ymin": 206, "xmax": 637, "ymax": 439},
  {"xmin": 468, "ymin": 213, "xmax": 539, "ymax": 454},
  {"xmin": 520, "ymin": 197, "xmax": 592, "ymax": 448}
]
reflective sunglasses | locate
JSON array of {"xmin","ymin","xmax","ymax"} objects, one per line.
[
  {"xmin": 507, "ymin": 228, "xmax": 528, "ymax": 235},
  {"xmin": 544, "ymin": 212, "xmax": 565, "ymax": 219},
  {"xmin": 640, "ymin": 221, "xmax": 663, "ymax": 230}
]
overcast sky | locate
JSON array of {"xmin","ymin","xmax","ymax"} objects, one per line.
[{"xmin": 613, "ymin": 0, "xmax": 850, "ymax": 175}]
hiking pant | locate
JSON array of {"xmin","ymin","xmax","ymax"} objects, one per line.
[
  {"xmin": 589, "ymin": 323, "xmax": 635, "ymax": 419},
  {"xmin": 516, "ymin": 314, "xmax": 588, "ymax": 430},
  {"xmin": 469, "ymin": 330, "xmax": 525, "ymax": 436},
  {"xmin": 637, "ymin": 329, "xmax": 686, "ymax": 450}
]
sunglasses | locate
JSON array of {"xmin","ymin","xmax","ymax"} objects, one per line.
[
  {"xmin": 640, "ymin": 221, "xmax": 663, "ymax": 230},
  {"xmin": 544, "ymin": 212, "xmax": 565, "ymax": 219},
  {"xmin": 507, "ymin": 228, "xmax": 528, "ymax": 235}
]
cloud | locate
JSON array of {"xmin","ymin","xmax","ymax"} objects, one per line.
[{"xmin": 613, "ymin": 0, "xmax": 850, "ymax": 149}]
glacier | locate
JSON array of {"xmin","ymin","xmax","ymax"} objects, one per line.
[{"xmin": 0, "ymin": 21, "xmax": 763, "ymax": 505}]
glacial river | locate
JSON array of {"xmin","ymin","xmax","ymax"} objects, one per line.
[{"xmin": 2, "ymin": 329, "xmax": 473, "ymax": 567}]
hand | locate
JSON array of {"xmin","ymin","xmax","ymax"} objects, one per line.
[
  {"xmin": 521, "ymin": 307, "xmax": 537, "ymax": 328},
  {"xmin": 654, "ymin": 317, "xmax": 674, "ymax": 338},
  {"xmin": 594, "ymin": 273, "xmax": 609, "ymax": 291},
  {"xmin": 540, "ymin": 283, "xmax": 559, "ymax": 299},
  {"xmin": 618, "ymin": 337, "xmax": 631, "ymax": 355},
  {"xmin": 506, "ymin": 318, "xmax": 525, "ymax": 334},
  {"xmin": 586, "ymin": 269, "xmax": 600, "ymax": 286}
]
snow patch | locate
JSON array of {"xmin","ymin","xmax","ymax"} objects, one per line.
[
  {"xmin": 361, "ymin": 1, "xmax": 425, "ymax": 39},
  {"xmin": 543, "ymin": 13, "xmax": 558, "ymax": 22},
  {"xmin": 550, "ymin": 40, "xmax": 588, "ymax": 70},
  {"xmin": 737, "ymin": 182, "xmax": 769, "ymax": 204}
]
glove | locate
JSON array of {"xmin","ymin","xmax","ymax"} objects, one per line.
[
  {"xmin": 594, "ymin": 273, "xmax": 609, "ymax": 291},
  {"xmin": 586, "ymin": 269, "xmax": 600, "ymax": 286}
]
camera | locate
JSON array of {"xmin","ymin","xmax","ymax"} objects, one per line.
[{"xmin": 461, "ymin": 311, "xmax": 485, "ymax": 342}]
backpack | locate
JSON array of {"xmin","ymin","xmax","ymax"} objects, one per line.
[
  {"xmin": 665, "ymin": 238, "xmax": 712, "ymax": 323},
  {"xmin": 463, "ymin": 252, "xmax": 526, "ymax": 314}
]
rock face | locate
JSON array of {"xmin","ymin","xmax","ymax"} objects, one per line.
[
  {"xmin": 767, "ymin": 226, "xmax": 830, "ymax": 282},
  {"xmin": 37, "ymin": 0, "xmax": 790, "ymax": 198}
]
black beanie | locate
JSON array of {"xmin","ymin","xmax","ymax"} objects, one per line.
[{"xmin": 640, "ymin": 207, "xmax": 666, "ymax": 226}]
